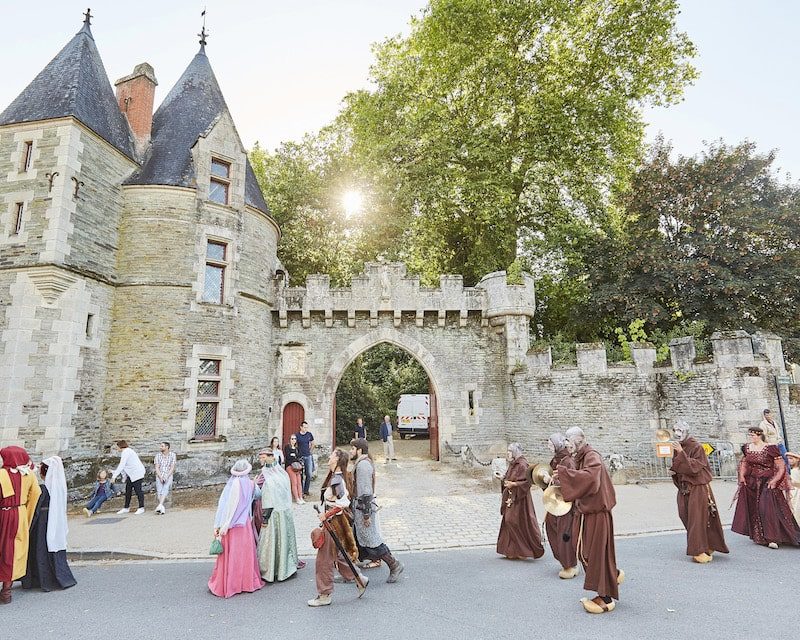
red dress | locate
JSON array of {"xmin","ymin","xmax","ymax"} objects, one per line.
[{"xmin": 732, "ymin": 444, "xmax": 800, "ymax": 546}]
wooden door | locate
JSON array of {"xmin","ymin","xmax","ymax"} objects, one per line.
[
  {"xmin": 282, "ymin": 402, "xmax": 305, "ymax": 447},
  {"xmin": 429, "ymin": 381, "xmax": 439, "ymax": 460}
]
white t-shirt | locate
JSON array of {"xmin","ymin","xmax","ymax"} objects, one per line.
[{"xmin": 111, "ymin": 448, "xmax": 146, "ymax": 482}]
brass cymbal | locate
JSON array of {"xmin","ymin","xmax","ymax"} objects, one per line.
[
  {"xmin": 543, "ymin": 485, "xmax": 572, "ymax": 517},
  {"xmin": 655, "ymin": 429, "xmax": 671, "ymax": 443},
  {"xmin": 528, "ymin": 463, "xmax": 551, "ymax": 491}
]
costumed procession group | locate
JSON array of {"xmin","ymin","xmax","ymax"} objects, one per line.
[
  {"xmin": 1, "ymin": 413, "xmax": 799, "ymax": 611},
  {"xmin": 497, "ymin": 419, "xmax": 800, "ymax": 614}
]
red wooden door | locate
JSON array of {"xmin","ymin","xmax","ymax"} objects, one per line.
[
  {"xmin": 429, "ymin": 382, "xmax": 439, "ymax": 460},
  {"xmin": 282, "ymin": 402, "xmax": 305, "ymax": 447}
]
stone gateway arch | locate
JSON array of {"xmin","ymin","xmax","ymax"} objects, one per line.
[{"xmin": 272, "ymin": 262, "xmax": 537, "ymax": 458}]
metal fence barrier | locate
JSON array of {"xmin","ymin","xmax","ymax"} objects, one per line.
[{"xmin": 634, "ymin": 440, "xmax": 738, "ymax": 482}]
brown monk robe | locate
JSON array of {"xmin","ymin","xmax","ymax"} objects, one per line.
[
  {"xmin": 546, "ymin": 448, "xmax": 577, "ymax": 573},
  {"xmin": 670, "ymin": 437, "xmax": 729, "ymax": 561},
  {"xmin": 497, "ymin": 446, "xmax": 544, "ymax": 559},
  {"xmin": 558, "ymin": 441, "xmax": 620, "ymax": 606}
]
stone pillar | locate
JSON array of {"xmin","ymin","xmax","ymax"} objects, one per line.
[
  {"xmin": 751, "ymin": 331, "xmax": 786, "ymax": 371},
  {"xmin": 711, "ymin": 331, "xmax": 755, "ymax": 368},
  {"xmin": 476, "ymin": 270, "xmax": 536, "ymax": 373},
  {"xmin": 576, "ymin": 343, "xmax": 607, "ymax": 374},
  {"xmin": 669, "ymin": 337, "xmax": 696, "ymax": 371},
  {"xmin": 630, "ymin": 342, "xmax": 656, "ymax": 374},
  {"xmin": 527, "ymin": 346, "xmax": 552, "ymax": 374}
]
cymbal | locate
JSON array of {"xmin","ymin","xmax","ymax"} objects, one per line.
[
  {"xmin": 543, "ymin": 485, "xmax": 572, "ymax": 517},
  {"xmin": 528, "ymin": 463, "xmax": 551, "ymax": 491},
  {"xmin": 655, "ymin": 429, "xmax": 671, "ymax": 443}
]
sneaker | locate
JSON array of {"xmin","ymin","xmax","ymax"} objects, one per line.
[
  {"xmin": 134, "ymin": 508, "xmax": 145, "ymax": 515},
  {"xmin": 307, "ymin": 594, "xmax": 332, "ymax": 607},
  {"xmin": 768, "ymin": 542, "xmax": 779, "ymax": 549},
  {"xmin": 155, "ymin": 505, "xmax": 165, "ymax": 515},
  {"xmin": 116, "ymin": 508, "xmax": 130, "ymax": 514},
  {"xmin": 83, "ymin": 508, "xmax": 92, "ymax": 517}
]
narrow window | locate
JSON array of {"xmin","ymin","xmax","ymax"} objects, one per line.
[
  {"xmin": 12, "ymin": 203, "xmax": 23, "ymax": 235},
  {"xmin": 195, "ymin": 358, "xmax": 221, "ymax": 438},
  {"xmin": 468, "ymin": 389, "xmax": 475, "ymax": 416},
  {"xmin": 21, "ymin": 141, "xmax": 33, "ymax": 172},
  {"xmin": 85, "ymin": 313, "xmax": 95, "ymax": 338},
  {"xmin": 209, "ymin": 158, "xmax": 230, "ymax": 205},
  {"xmin": 203, "ymin": 240, "xmax": 228, "ymax": 304}
]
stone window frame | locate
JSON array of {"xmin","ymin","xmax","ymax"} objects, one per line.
[
  {"xmin": 202, "ymin": 239, "xmax": 228, "ymax": 304},
  {"xmin": 8, "ymin": 129, "xmax": 42, "ymax": 182},
  {"xmin": 462, "ymin": 383, "xmax": 483, "ymax": 425},
  {"xmin": 194, "ymin": 227, "xmax": 236, "ymax": 309},
  {"xmin": 183, "ymin": 345, "xmax": 234, "ymax": 445},
  {"xmin": 21, "ymin": 141, "xmax": 34, "ymax": 173},
  {"xmin": 1, "ymin": 191, "xmax": 34, "ymax": 244},
  {"xmin": 208, "ymin": 156, "xmax": 231, "ymax": 206}
]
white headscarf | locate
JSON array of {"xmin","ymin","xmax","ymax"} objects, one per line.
[
  {"xmin": 214, "ymin": 460, "xmax": 252, "ymax": 535},
  {"xmin": 42, "ymin": 456, "xmax": 68, "ymax": 552}
]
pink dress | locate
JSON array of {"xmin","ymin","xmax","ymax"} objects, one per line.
[{"xmin": 208, "ymin": 478, "xmax": 264, "ymax": 598}]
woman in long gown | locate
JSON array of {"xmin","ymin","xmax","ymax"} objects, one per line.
[
  {"xmin": 732, "ymin": 426, "xmax": 800, "ymax": 548},
  {"xmin": 496, "ymin": 443, "xmax": 544, "ymax": 560},
  {"xmin": 543, "ymin": 434, "xmax": 578, "ymax": 577},
  {"xmin": 208, "ymin": 460, "xmax": 264, "ymax": 598},
  {"xmin": 22, "ymin": 456, "xmax": 76, "ymax": 592},
  {"xmin": 256, "ymin": 449, "xmax": 299, "ymax": 582}
]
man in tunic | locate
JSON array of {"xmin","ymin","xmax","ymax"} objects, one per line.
[
  {"xmin": 496, "ymin": 443, "xmax": 544, "ymax": 560},
  {"xmin": 669, "ymin": 421, "xmax": 729, "ymax": 563},
  {"xmin": 349, "ymin": 439, "xmax": 404, "ymax": 582},
  {"xmin": 0, "ymin": 446, "xmax": 41, "ymax": 604},
  {"xmin": 255, "ymin": 449, "xmax": 299, "ymax": 582},
  {"xmin": 554, "ymin": 428, "xmax": 622, "ymax": 614}
]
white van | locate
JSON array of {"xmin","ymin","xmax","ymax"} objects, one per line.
[{"xmin": 397, "ymin": 394, "xmax": 430, "ymax": 439}]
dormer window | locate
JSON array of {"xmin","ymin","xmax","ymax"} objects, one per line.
[
  {"xmin": 21, "ymin": 141, "xmax": 33, "ymax": 172},
  {"xmin": 209, "ymin": 158, "xmax": 230, "ymax": 205}
]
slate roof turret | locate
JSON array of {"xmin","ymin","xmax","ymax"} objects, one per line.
[
  {"xmin": 0, "ymin": 17, "xmax": 134, "ymax": 159},
  {"xmin": 125, "ymin": 46, "xmax": 269, "ymax": 214}
]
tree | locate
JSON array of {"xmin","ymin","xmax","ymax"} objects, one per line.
[
  {"xmin": 341, "ymin": 0, "xmax": 696, "ymax": 284},
  {"xmin": 588, "ymin": 138, "xmax": 800, "ymax": 360}
]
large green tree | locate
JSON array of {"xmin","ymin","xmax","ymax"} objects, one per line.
[
  {"xmin": 341, "ymin": 0, "xmax": 696, "ymax": 284},
  {"xmin": 588, "ymin": 138, "xmax": 800, "ymax": 360}
]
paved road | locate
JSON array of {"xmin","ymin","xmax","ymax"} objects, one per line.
[{"xmin": 8, "ymin": 533, "xmax": 795, "ymax": 639}]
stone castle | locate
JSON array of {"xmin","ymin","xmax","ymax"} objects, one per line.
[{"xmin": 1, "ymin": 16, "xmax": 797, "ymax": 485}]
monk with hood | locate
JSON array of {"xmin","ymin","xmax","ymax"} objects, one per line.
[
  {"xmin": 555, "ymin": 428, "xmax": 623, "ymax": 614},
  {"xmin": 669, "ymin": 421, "xmax": 729, "ymax": 563}
]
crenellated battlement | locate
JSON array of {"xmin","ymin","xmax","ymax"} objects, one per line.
[
  {"xmin": 275, "ymin": 262, "xmax": 536, "ymax": 329},
  {"xmin": 526, "ymin": 330, "xmax": 787, "ymax": 376}
]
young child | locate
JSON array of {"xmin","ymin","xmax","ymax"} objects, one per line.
[{"xmin": 84, "ymin": 469, "xmax": 114, "ymax": 516}]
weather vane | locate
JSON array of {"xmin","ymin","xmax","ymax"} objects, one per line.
[{"xmin": 198, "ymin": 8, "xmax": 208, "ymax": 48}]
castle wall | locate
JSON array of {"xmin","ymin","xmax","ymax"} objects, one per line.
[{"xmin": 505, "ymin": 334, "xmax": 800, "ymax": 465}]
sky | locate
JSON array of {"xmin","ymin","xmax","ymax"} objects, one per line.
[{"xmin": 1, "ymin": 1, "xmax": 798, "ymax": 180}]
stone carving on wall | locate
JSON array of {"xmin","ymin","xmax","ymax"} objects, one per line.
[{"xmin": 279, "ymin": 346, "xmax": 307, "ymax": 379}]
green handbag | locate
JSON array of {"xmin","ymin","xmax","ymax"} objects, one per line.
[{"xmin": 209, "ymin": 537, "xmax": 223, "ymax": 555}]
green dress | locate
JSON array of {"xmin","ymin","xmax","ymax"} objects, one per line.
[{"xmin": 256, "ymin": 462, "xmax": 299, "ymax": 582}]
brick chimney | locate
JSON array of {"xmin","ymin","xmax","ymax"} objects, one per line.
[{"xmin": 114, "ymin": 63, "xmax": 157, "ymax": 157}]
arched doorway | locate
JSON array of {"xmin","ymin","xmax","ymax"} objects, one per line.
[
  {"xmin": 282, "ymin": 402, "xmax": 305, "ymax": 447},
  {"xmin": 329, "ymin": 340, "xmax": 440, "ymax": 461}
]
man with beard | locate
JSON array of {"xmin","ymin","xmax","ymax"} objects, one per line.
[
  {"xmin": 669, "ymin": 421, "xmax": 729, "ymax": 563},
  {"xmin": 348, "ymin": 439, "xmax": 404, "ymax": 583},
  {"xmin": 554, "ymin": 428, "xmax": 622, "ymax": 614}
]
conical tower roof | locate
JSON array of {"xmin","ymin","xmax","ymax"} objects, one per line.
[
  {"xmin": 0, "ymin": 17, "xmax": 134, "ymax": 159},
  {"xmin": 125, "ymin": 45, "xmax": 268, "ymax": 213}
]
